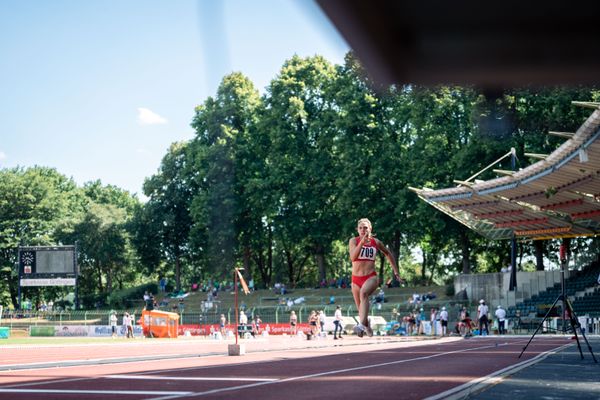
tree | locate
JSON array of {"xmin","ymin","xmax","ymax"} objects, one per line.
[
  {"xmin": 262, "ymin": 55, "xmax": 342, "ymax": 286},
  {"xmin": 0, "ymin": 167, "xmax": 82, "ymax": 308},
  {"xmin": 189, "ymin": 72, "xmax": 265, "ymax": 284},
  {"xmin": 139, "ymin": 142, "xmax": 195, "ymax": 292}
]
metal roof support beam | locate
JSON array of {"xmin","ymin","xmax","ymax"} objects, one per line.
[
  {"xmin": 541, "ymin": 199, "xmax": 584, "ymax": 211},
  {"xmin": 495, "ymin": 217, "xmax": 548, "ymax": 228},
  {"xmin": 571, "ymin": 209, "xmax": 600, "ymax": 220},
  {"xmin": 474, "ymin": 209, "xmax": 524, "ymax": 219},
  {"xmin": 524, "ymin": 153, "xmax": 548, "ymax": 159},
  {"xmin": 572, "ymin": 101, "xmax": 600, "ymax": 109},
  {"xmin": 548, "ymin": 131, "xmax": 574, "ymax": 138}
]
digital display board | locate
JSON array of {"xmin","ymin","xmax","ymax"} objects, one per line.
[{"xmin": 18, "ymin": 246, "xmax": 78, "ymax": 286}]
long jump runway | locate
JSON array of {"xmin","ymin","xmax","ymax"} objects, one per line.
[{"xmin": 0, "ymin": 336, "xmax": 572, "ymax": 400}]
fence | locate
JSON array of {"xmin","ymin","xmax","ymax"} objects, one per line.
[{"xmin": 3, "ymin": 306, "xmax": 599, "ymax": 336}]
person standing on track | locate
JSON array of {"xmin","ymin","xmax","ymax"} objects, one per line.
[
  {"xmin": 495, "ymin": 305, "xmax": 506, "ymax": 335},
  {"xmin": 333, "ymin": 305, "xmax": 343, "ymax": 339},
  {"xmin": 110, "ymin": 311, "xmax": 118, "ymax": 338},
  {"xmin": 289, "ymin": 310, "xmax": 298, "ymax": 335},
  {"xmin": 439, "ymin": 306, "xmax": 449, "ymax": 336},
  {"xmin": 348, "ymin": 218, "xmax": 401, "ymax": 337},
  {"xmin": 477, "ymin": 299, "xmax": 489, "ymax": 336},
  {"xmin": 219, "ymin": 314, "xmax": 227, "ymax": 337}
]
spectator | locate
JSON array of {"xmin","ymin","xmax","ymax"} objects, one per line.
[
  {"xmin": 239, "ymin": 310, "xmax": 248, "ymax": 325},
  {"xmin": 430, "ymin": 308, "xmax": 438, "ymax": 335},
  {"xmin": 495, "ymin": 305, "xmax": 507, "ymax": 335},
  {"xmin": 333, "ymin": 305, "xmax": 343, "ymax": 339},
  {"xmin": 460, "ymin": 307, "xmax": 472, "ymax": 336},
  {"xmin": 410, "ymin": 293, "xmax": 421, "ymax": 305},
  {"xmin": 109, "ymin": 311, "xmax": 118, "ymax": 338},
  {"xmin": 123, "ymin": 312, "xmax": 134, "ymax": 338},
  {"xmin": 289, "ymin": 310, "xmax": 298, "ymax": 335},
  {"xmin": 308, "ymin": 310, "xmax": 319, "ymax": 338},
  {"xmin": 239, "ymin": 310, "xmax": 248, "ymax": 336},
  {"xmin": 478, "ymin": 299, "xmax": 489, "ymax": 336},
  {"xmin": 375, "ymin": 288, "xmax": 385, "ymax": 303},
  {"xmin": 318, "ymin": 310, "xmax": 326, "ymax": 334},
  {"xmin": 250, "ymin": 317, "xmax": 258, "ymax": 337},
  {"xmin": 219, "ymin": 314, "xmax": 227, "ymax": 336},
  {"xmin": 255, "ymin": 315, "xmax": 262, "ymax": 335},
  {"xmin": 417, "ymin": 308, "xmax": 427, "ymax": 335},
  {"xmin": 159, "ymin": 277, "xmax": 167, "ymax": 292},
  {"xmin": 439, "ymin": 306, "xmax": 449, "ymax": 336}
]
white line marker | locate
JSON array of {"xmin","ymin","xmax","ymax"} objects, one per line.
[
  {"xmin": 104, "ymin": 374, "xmax": 277, "ymax": 382},
  {"xmin": 0, "ymin": 389, "xmax": 193, "ymax": 396},
  {"xmin": 156, "ymin": 342, "xmax": 513, "ymax": 399}
]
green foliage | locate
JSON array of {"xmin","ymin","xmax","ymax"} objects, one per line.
[
  {"xmin": 106, "ymin": 282, "xmax": 159, "ymax": 309},
  {"xmin": 3, "ymin": 53, "xmax": 599, "ymax": 306}
]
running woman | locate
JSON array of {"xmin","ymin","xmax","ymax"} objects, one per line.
[{"xmin": 349, "ymin": 218, "xmax": 401, "ymax": 337}]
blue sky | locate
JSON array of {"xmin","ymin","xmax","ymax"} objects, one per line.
[{"xmin": 0, "ymin": 0, "xmax": 349, "ymax": 198}]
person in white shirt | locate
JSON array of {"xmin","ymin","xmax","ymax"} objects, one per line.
[
  {"xmin": 318, "ymin": 310, "xmax": 326, "ymax": 335},
  {"xmin": 477, "ymin": 299, "xmax": 489, "ymax": 335},
  {"xmin": 495, "ymin": 305, "xmax": 507, "ymax": 335},
  {"xmin": 333, "ymin": 305, "xmax": 343, "ymax": 339},
  {"xmin": 122, "ymin": 312, "xmax": 131, "ymax": 338},
  {"xmin": 109, "ymin": 311, "xmax": 118, "ymax": 338},
  {"xmin": 439, "ymin": 306, "xmax": 449, "ymax": 336}
]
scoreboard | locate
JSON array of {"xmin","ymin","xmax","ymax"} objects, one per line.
[{"xmin": 18, "ymin": 245, "xmax": 78, "ymax": 287}]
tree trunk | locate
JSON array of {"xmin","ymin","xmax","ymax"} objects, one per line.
[
  {"xmin": 243, "ymin": 245, "xmax": 252, "ymax": 281},
  {"xmin": 315, "ymin": 244, "xmax": 326, "ymax": 283},
  {"xmin": 106, "ymin": 262, "xmax": 113, "ymax": 293},
  {"xmin": 96, "ymin": 260, "xmax": 104, "ymax": 292},
  {"xmin": 534, "ymin": 240, "xmax": 545, "ymax": 271},
  {"xmin": 286, "ymin": 249, "xmax": 295, "ymax": 288},
  {"xmin": 421, "ymin": 251, "xmax": 427, "ymax": 282},
  {"xmin": 175, "ymin": 255, "xmax": 181, "ymax": 292},
  {"xmin": 267, "ymin": 224, "xmax": 273, "ymax": 287}
]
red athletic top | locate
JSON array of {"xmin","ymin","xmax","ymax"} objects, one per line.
[{"xmin": 354, "ymin": 237, "xmax": 378, "ymax": 261}]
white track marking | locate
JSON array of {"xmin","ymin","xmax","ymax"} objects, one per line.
[
  {"xmin": 104, "ymin": 374, "xmax": 277, "ymax": 382},
  {"xmin": 145, "ymin": 342, "xmax": 515, "ymax": 399},
  {"xmin": 423, "ymin": 342, "xmax": 573, "ymax": 400},
  {"xmin": 0, "ymin": 389, "xmax": 193, "ymax": 396}
]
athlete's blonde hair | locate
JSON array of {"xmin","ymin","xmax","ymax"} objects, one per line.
[{"xmin": 357, "ymin": 218, "xmax": 372, "ymax": 229}]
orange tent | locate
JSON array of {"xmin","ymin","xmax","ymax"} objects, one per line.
[{"xmin": 141, "ymin": 309, "xmax": 179, "ymax": 338}]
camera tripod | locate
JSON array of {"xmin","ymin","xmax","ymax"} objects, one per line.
[{"xmin": 518, "ymin": 261, "xmax": 597, "ymax": 362}]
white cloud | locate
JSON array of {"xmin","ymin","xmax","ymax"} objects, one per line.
[
  {"xmin": 136, "ymin": 148, "xmax": 151, "ymax": 155},
  {"xmin": 0, "ymin": 151, "xmax": 6, "ymax": 161},
  {"xmin": 137, "ymin": 107, "xmax": 167, "ymax": 125}
]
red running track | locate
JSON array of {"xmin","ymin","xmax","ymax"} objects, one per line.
[{"xmin": 0, "ymin": 336, "xmax": 572, "ymax": 400}]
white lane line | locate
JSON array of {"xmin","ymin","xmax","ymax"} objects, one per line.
[
  {"xmin": 145, "ymin": 342, "xmax": 511, "ymax": 400},
  {"xmin": 104, "ymin": 374, "xmax": 277, "ymax": 382},
  {"xmin": 423, "ymin": 342, "xmax": 574, "ymax": 400},
  {"xmin": 0, "ymin": 389, "xmax": 193, "ymax": 396}
]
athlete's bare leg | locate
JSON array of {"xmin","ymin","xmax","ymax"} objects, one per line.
[{"xmin": 352, "ymin": 276, "xmax": 379, "ymax": 335}]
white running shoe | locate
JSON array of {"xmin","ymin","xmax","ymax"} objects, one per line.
[{"xmin": 353, "ymin": 324, "xmax": 366, "ymax": 337}]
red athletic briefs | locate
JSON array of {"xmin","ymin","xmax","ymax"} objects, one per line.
[{"xmin": 352, "ymin": 271, "xmax": 377, "ymax": 288}]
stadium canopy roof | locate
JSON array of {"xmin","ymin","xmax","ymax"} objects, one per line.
[
  {"xmin": 317, "ymin": 1, "xmax": 600, "ymax": 88},
  {"xmin": 411, "ymin": 104, "xmax": 600, "ymax": 241}
]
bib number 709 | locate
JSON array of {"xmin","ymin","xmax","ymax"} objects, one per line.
[{"xmin": 360, "ymin": 247, "xmax": 375, "ymax": 259}]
